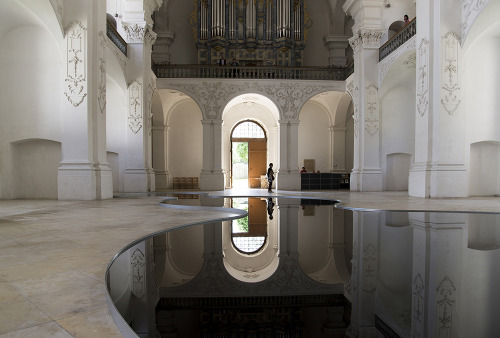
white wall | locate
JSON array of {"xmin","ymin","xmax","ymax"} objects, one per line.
[
  {"xmin": 0, "ymin": 22, "xmax": 62, "ymax": 198},
  {"xmin": 167, "ymin": 100, "xmax": 203, "ymax": 182},
  {"xmin": 298, "ymin": 102, "xmax": 330, "ymax": 172}
]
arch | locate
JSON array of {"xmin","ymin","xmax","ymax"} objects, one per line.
[
  {"xmin": 388, "ymin": 20, "xmax": 405, "ymax": 40},
  {"xmin": 462, "ymin": 0, "xmax": 495, "ymax": 47},
  {"xmin": 222, "ymin": 93, "xmax": 279, "ymax": 188}
]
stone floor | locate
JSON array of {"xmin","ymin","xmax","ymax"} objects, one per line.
[{"xmin": 0, "ymin": 189, "xmax": 499, "ymax": 337}]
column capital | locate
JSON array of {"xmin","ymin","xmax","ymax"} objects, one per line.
[
  {"xmin": 122, "ymin": 22, "xmax": 157, "ymax": 45},
  {"xmin": 349, "ymin": 29, "xmax": 384, "ymax": 52}
]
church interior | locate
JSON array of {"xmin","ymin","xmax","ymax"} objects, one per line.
[{"xmin": 1, "ymin": 0, "xmax": 500, "ymax": 337}]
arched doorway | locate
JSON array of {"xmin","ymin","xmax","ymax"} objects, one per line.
[{"xmin": 231, "ymin": 120, "xmax": 267, "ymax": 188}]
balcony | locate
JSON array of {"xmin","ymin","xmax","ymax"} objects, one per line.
[
  {"xmin": 153, "ymin": 64, "xmax": 351, "ymax": 81},
  {"xmin": 106, "ymin": 20, "xmax": 127, "ymax": 56},
  {"xmin": 379, "ymin": 18, "xmax": 416, "ymax": 61}
]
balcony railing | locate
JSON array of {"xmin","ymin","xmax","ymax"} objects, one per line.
[
  {"xmin": 153, "ymin": 64, "xmax": 351, "ymax": 81},
  {"xmin": 106, "ymin": 20, "xmax": 127, "ymax": 56},
  {"xmin": 379, "ymin": 18, "xmax": 416, "ymax": 61}
]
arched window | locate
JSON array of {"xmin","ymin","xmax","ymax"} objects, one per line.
[{"xmin": 232, "ymin": 120, "xmax": 265, "ymax": 139}]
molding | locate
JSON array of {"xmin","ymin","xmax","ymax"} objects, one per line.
[
  {"xmin": 365, "ymin": 85, "xmax": 379, "ymax": 137},
  {"xmin": 64, "ymin": 21, "xmax": 87, "ymax": 107}
]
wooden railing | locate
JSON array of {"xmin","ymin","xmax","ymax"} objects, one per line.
[
  {"xmin": 106, "ymin": 20, "xmax": 127, "ymax": 56},
  {"xmin": 153, "ymin": 64, "xmax": 352, "ymax": 81},
  {"xmin": 379, "ymin": 18, "xmax": 416, "ymax": 61}
]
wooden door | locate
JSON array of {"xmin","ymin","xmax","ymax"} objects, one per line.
[{"xmin": 248, "ymin": 141, "xmax": 266, "ymax": 188}]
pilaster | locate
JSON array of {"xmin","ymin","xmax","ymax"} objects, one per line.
[
  {"xmin": 345, "ymin": 1, "xmax": 384, "ymax": 192},
  {"xmin": 331, "ymin": 126, "xmax": 347, "ymax": 173},
  {"xmin": 58, "ymin": 0, "xmax": 113, "ymax": 200},
  {"xmin": 323, "ymin": 35, "xmax": 350, "ymax": 66},
  {"xmin": 121, "ymin": 2, "xmax": 160, "ymax": 193},
  {"xmin": 277, "ymin": 120, "xmax": 300, "ymax": 190},
  {"xmin": 200, "ymin": 119, "xmax": 225, "ymax": 190},
  {"xmin": 152, "ymin": 125, "xmax": 169, "ymax": 190},
  {"xmin": 409, "ymin": 0, "xmax": 467, "ymax": 198}
]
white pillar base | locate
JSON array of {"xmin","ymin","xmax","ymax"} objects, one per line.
[
  {"xmin": 350, "ymin": 169, "xmax": 383, "ymax": 191},
  {"xmin": 124, "ymin": 169, "xmax": 155, "ymax": 193},
  {"xmin": 200, "ymin": 170, "xmax": 225, "ymax": 190},
  {"xmin": 409, "ymin": 165, "xmax": 430, "ymax": 197},
  {"xmin": 58, "ymin": 163, "xmax": 113, "ymax": 200},
  {"xmin": 410, "ymin": 165, "xmax": 468, "ymax": 198},
  {"xmin": 276, "ymin": 171, "xmax": 301, "ymax": 191},
  {"xmin": 154, "ymin": 171, "xmax": 170, "ymax": 190}
]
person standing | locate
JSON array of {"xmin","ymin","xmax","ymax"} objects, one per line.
[
  {"xmin": 267, "ymin": 163, "xmax": 274, "ymax": 192},
  {"xmin": 404, "ymin": 15, "xmax": 410, "ymax": 25}
]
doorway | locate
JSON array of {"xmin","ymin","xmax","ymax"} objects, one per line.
[{"xmin": 231, "ymin": 121, "xmax": 267, "ymax": 188}]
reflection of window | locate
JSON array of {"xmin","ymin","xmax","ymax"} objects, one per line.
[
  {"xmin": 232, "ymin": 121, "xmax": 265, "ymax": 139},
  {"xmin": 231, "ymin": 198, "xmax": 267, "ymax": 254}
]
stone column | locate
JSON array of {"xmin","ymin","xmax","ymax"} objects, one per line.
[
  {"xmin": 277, "ymin": 120, "xmax": 300, "ymax": 190},
  {"xmin": 58, "ymin": 0, "xmax": 113, "ymax": 200},
  {"xmin": 410, "ymin": 212, "xmax": 464, "ymax": 337},
  {"xmin": 344, "ymin": 1, "xmax": 385, "ymax": 192},
  {"xmin": 200, "ymin": 119, "xmax": 225, "ymax": 190},
  {"xmin": 323, "ymin": 35, "xmax": 350, "ymax": 66},
  {"xmin": 152, "ymin": 125, "xmax": 169, "ymax": 190},
  {"xmin": 409, "ymin": 0, "xmax": 466, "ymax": 198},
  {"xmin": 120, "ymin": 2, "xmax": 160, "ymax": 192}
]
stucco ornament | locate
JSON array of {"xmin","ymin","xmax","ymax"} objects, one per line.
[
  {"xmin": 346, "ymin": 80, "xmax": 360, "ymax": 138},
  {"xmin": 417, "ymin": 39, "xmax": 430, "ymax": 117},
  {"xmin": 147, "ymin": 75, "xmax": 157, "ymax": 136},
  {"xmin": 97, "ymin": 31, "xmax": 106, "ymax": 114},
  {"xmin": 441, "ymin": 32, "xmax": 461, "ymax": 115},
  {"xmin": 123, "ymin": 23, "xmax": 157, "ymax": 45},
  {"xmin": 128, "ymin": 80, "xmax": 143, "ymax": 134},
  {"xmin": 344, "ymin": 241, "xmax": 358, "ymax": 296},
  {"xmin": 365, "ymin": 85, "xmax": 379, "ymax": 137},
  {"xmin": 64, "ymin": 21, "xmax": 87, "ymax": 107}
]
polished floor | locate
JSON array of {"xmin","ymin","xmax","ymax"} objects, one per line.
[{"xmin": 0, "ymin": 189, "xmax": 499, "ymax": 337}]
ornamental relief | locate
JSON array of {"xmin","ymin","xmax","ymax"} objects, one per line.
[
  {"xmin": 170, "ymin": 81, "xmax": 340, "ymax": 121},
  {"xmin": 147, "ymin": 75, "xmax": 157, "ymax": 136},
  {"xmin": 98, "ymin": 31, "xmax": 106, "ymax": 114},
  {"xmin": 436, "ymin": 276, "xmax": 456, "ymax": 337},
  {"xmin": 417, "ymin": 39, "xmax": 430, "ymax": 117},
  {"xmin": 462, "ymin": 0, "xmax": 490, "ymax": 42},
  {"xmin": 344, "ymin": 241, "xmax": 358, "ymax": 296},
  {"xmin": 131, "ymin": 248, "xmax": 146, "ymax": 298},
  {"xmin": 412, "ymin": 273, "xmax": 425, "ymax": 338},
  {"xmin": 64, "ymin": 21, "xmax": 87, "ymax": 107},
  {"xmin": 123, "ymin": 23, "xmax": 158, "ymax": 45},
  {"xmin": 365, "ymin": 85, "xmax": 379, "ymax": 137},
  {"xmin": 128, "ymin": 80, "xmax": 143, "ymax": 134},
  {"xmin": 441, "ymin": 32, "xmax": 461, "ymax": 115}
]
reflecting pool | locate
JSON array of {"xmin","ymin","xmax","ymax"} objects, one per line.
[{"xmin": 106, "ymin": 196, "xmax": 500, "ymax": 338}]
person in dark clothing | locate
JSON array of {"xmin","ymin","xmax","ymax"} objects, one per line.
[{"xmin": 267, "ymin": 163, "xmax": 274, "ymax": 192}]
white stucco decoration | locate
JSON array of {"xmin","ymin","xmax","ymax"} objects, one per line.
[
  {"xmin": 64, "ymin": 21, "xmax": 87, "ymax": 107},
  {"xmin": 417, "ymin": 39, "xmax": 430, "ymax": 117},
  {"xmin": 123, "ymin": 23, "xmax": 157, "ymax": 46},
  {"xmin": 128, "ymin": 80, "xmax": 143, "ymax": 134},
  {"xmin": 412, "ymin": 273, "xmax": 425, "ymax": 338},
  {"xmin": 441, "ymin": 32, "xmax": 461, "ymax": 115},
  {"xmin": 365, "ymin": 85, "xmax": 379, "ymax": 136},
  {"xmin": 98, "ymin": 31, "xmax": 106, "ymax": 114}
]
